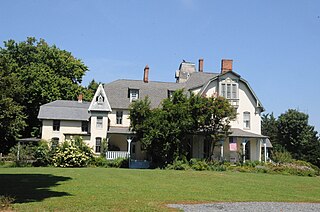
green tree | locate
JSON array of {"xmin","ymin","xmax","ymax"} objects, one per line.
[
  {"xmin": 0, "ymin": 37, "xmax": 89, "ymax": 141},
  {"xmin": 261, "ymin": 113, "xmax": 280, "ymax": 150},
  {"xmin": 277, "ymin": 109, "xmax": 320, "ymax": 166},
  {"xmin": 130, "ymin": 90, "xmax": 236, "ymax": 167},
  {"xmin": 191, "ymin": 95, "xmax": 236, "ymax": 157}
]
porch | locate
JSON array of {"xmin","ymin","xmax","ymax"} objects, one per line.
[
  {"xmin": 191, "ymin": 128, "xmax": 271, "ymax": 163},
  {"xmin": 106, "ymin": 127, "xmax": 149, "ymax": 168}
]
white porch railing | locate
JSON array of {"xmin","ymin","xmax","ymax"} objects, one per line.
[{"xmin": 106, "ymin": 151, "xmax": 129, "ymax": 160}]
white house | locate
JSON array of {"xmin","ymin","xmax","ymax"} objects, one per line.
[{"xmin": 37, "ymin": 59, "xmax": 271, "ymax": 165}]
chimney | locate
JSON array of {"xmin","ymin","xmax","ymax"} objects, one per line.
[
  {"xmin": 78, "ymin": 93, "xmax": 83, "ymax": 103},
  {"xmin": 221, "ymin": 59, "xmax": 233, "ymax": 74},
  {"xmin": 198, "ymin": 58, "xmax": 204, "ymax": 72},
  {"xmin": 143, "ymin": 65, "xmax": 149, "ymax": 83}
]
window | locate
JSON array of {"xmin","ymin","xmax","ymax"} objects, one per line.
[
  {"xmin": 51, "ymin": 137, "xmax": 59, "ymax": 149},
  {"xmin": 82, "ymin": 121, "xmax": 89, "ymax": 132},
  {"xmin": 53, "ymin": 120, "xmax": 60, "ymax": 131},
  {"xmin": 95, "ymin": 137, "xmax": 101, "ymax": 153},
  {"xmin": 96, "ymin": 94, "xmax": 104, "ymax": 105},
  {"xmin": 129, "ymin": 89, "xmax": 139, "ymax": 102},
  {"xmin": 243, "ymin": 112, "xmax": 250, "ymax": 129},
  {"xmin": 96, "ymin": 117, "xmax": 103, "ymax": 129},
  {"xmin": 168, "ymin": 90, "xmax": 174, "ymax": 98},
  {"xmin": 116, "ymin": 111, "xmax": 123, "ymax": 124},
  {"xmin": 220, "ymin": 82, "xmax": 238, "ymax": 99}
]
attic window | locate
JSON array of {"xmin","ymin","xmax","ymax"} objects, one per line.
[
  {"xmin": 96, "ymin": 94, "xmax": 104, "ymax": 104},
  {"xmin": 128, "ymin": 89, "xmax": 139, "ymax": 102}
]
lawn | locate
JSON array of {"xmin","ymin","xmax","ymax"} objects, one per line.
[{"xmin": 1, "ymin": 167, "xmax": 320, "ymax": 211}]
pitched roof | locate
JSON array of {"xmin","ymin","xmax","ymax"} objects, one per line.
[
  {"xmin": 230, "ymin": 128, "xmax": 267, "ymax": 138},
  {"xmin": 103, "ymin": 72, "xmax": 219, "ymax": 109},
  {"xmin": 38, "ymin": 100, "xmax": 90, "ymax": 121},
  {"xmin": 89, "ymin": 84, "xmax": 112, "ymax": 112},
  {"xmin": 104, "ymin": 79, "xmax": 184, "ymax": 109}
]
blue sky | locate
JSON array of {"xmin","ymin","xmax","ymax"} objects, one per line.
[{"xmin": 1, "ymin": 0, "xmax": 319, "ymax": 132}]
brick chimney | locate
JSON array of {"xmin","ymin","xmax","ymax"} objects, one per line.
[
  {"xmin": 221, "ymin": 59, "xmax": 233, "ymax": 74},
  {"xmin": 78, "ymin": 93, "xmax": 83, "ymax": 103},
  {"xmin": 198, "ymin": 58, "xmax": 204, "ymax": 72},
  {"xmin": 143, "ymin": 65, "xmax": 149, "ymax": 83}
]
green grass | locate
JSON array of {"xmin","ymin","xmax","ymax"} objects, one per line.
[{"xmin": 1, "ymin": 167, "xmax": 320, "ymax": 211}]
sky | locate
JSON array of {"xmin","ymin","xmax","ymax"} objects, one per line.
[{"xmin": 1, "ymin": 0, "xmax": 319, "ymax": 132}]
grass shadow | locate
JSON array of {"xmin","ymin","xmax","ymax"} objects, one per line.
[{"xmin": 0, "ymin": 174, "xmax": 72, "ymax": 203}]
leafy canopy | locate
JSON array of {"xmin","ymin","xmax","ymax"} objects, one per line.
[{"xmin": 129, "ymin": 90, "xmax": 236, "ymax": 167}]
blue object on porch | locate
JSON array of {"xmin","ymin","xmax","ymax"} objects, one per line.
[{"xmin": 129, "ymin": 160, "xmax": 150, "ymax": 169}]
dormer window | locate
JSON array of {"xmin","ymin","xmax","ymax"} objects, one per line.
[
  {"xmin": 168, "ymin": 90, "xmax": 175, "ymax": 98},
  {"xmin": 219, "ymin": 78, "xmax": 239, "ymax": 108},
  {"xmin": 128, "ymin": 89, "xmax": 139, "ymax": 102}
]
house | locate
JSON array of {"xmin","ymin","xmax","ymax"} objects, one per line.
[{"xmin": 37, "ymin": 59, "xmax": 271, "ymax": 165}]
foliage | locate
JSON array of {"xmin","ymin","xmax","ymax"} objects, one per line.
[
  {"xmin": 52, "ymin": 137, "xmax": 93, "ymax": 167},
  {"xmin": 261, "ymin": 113, "xmax": 279, "ymax": 149},
  {"xmin": 0, "ymin": 37, "xmax": 90, "ymax": 151},
  {"xmin": 8, "ymin": 143, "xmax": 35, "ymax": 166},
  {"xmin": 105, "ymin": 157, "xmax": 129, "ymax": 168},
  {"xmin": 33, "ymin": 140, "xmax": 52, "ymax": 167},
  {"xmin": 0, "ymin": 98, "xmax": 26, "ymax": 152},
  {"xmin": 130, "ymin": 90, "xmax": 236, "ymax": 168},
  {"xmin": 0, "ymin": 195, "xmax": 15, "ymax": 210},
  {"xmin": 271, "ymin": 150, "xmax": 293, "ymax": 163},
  {"xmin": 262, "ymin": 110, "xmax": 320, "ymax": 167}
]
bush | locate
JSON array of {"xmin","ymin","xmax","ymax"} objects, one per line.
[
  {"xmin": 7, "ymin": 143, "xmax": 35, "ymax": 166},
  {"xmin": 0, "ymin": 195, "xmax": 15, "ymax": 210},
  {"xmin": 52, "ymin": 138, "xmax": 94, "ymax": 167},
  {"xmin": 106, "ymin": 157, "xmax": 129, "ymax": 168},
  {"xmin": 166, "ymin": 157, "xmax": 190, "ymax": 170},
  {"xmin": 190, "ymin": 159, "xmax": 208, "ymax": 171},
  {"xmin": 271, "ymin": 150, "xmax": 293, "ymax": 163},
  {"xmin": 33, "ymin": 140, "xmax": 52, "ymax": 167}
]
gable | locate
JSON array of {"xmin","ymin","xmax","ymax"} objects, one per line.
[{"xmin": 88, "ymin": 84, "xmax": 112, "ymax": 112}]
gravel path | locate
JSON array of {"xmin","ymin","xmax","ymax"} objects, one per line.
[{"xmin": 167, "ymin": 202, "xmax": 320, "ymax": 212}]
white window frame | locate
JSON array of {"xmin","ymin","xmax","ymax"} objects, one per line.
[
  {"xmin": 129, "ymin": 89, "xmax": 139, "ymax": 102},
  {"xmin": 96, "ymin": 117, "xmax": 103, "ymax": 129},
  {"xmin": 95, "ymin": 137, "xmax": 102, "ymax": 153},
  {"xmin": 243, "ymin": 112, "xmax": 251, "ymax": 129},
  {"xmin": 219, "ymin": 80, "xmax": 238, "ymax": 100},
  {"xmin": 116, "ymin": 111, "xmax": 123, "ymax": 125}
]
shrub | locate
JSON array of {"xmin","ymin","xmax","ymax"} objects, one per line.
[
  {"xmin": 190, "ymin": 159, "xmax": 208, "ymax": 171},
  {"xmin": 52, "ymin": 138, "xmax": 93, "ymax": 167},
  {"xmin": 0, "ymin": 195, "xmax": 15, "ymax": 210},
  {"xmin": 271, "ymin": 150, "xmax": 293, "ymax": 163},
  {"xmin": 166, "ymin": 158, "xmax": 190, "ymax": 170},
  {"xmin": 33, "ymin": 140, "xmax": 52, "ymax": 167},
  {"xmin": 106, "ymin": 157, "xmax": 129, "ymax": 168},
  {"xmin": 7, "ymin": 143, "xmax": 35, "ymax": 166}
]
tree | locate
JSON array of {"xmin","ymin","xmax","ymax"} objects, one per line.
[
  {"xmin": 277, "ymin": 109, "xmax": 320, "ymax": 166},
  {"xmin": 0, "ymin": 63, "xmax": 26, "ymax": 152},
  {"xmin": 129, "ymin": 90, "xmax": 236, "ymax": 167},
  {"xmin": 261, "ymin": 113, "xmax": 280, "ymax": 150},
  {"xmin": 191, "ymin": 95, "xmax": 236, "ymax": 157},
  {"xmin": 0, "ymin": 37, "xmax": 89, "ymax": 141}
]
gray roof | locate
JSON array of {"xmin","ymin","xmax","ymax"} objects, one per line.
[
  {"xmin": 104, "ymin": 72, "xmax": 218, "ymax": 109},
  {"xmin": 38, "ymin": 100, "xmax": 90, "ymax": 121},
  {"xmin": 104, "ymin": 79, "xmax": 184, "ymax": 109},
  {"xmin": 108, "ymin": 126, "xmax": 133, "ymax": 134},
  {"xmin": 230, "ymin": 128, "xmax": 268, "ymax": 139},
  {"xmin": 184, "ymin": 72, "xmax": 218, "ymax": 90}
]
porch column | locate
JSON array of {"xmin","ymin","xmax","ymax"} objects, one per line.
[
  {"xmin": 242, "ymin": 139, "xmax": 247, "ymax": 163},
  {"xmin": 220, "ymin": 140, "xmax": 224, "ymax": 161},
  {"xmin": 127, "ymin": 137, "xmax": 132, "ymax": 156},
  {"xmin": 263, "ymin": 139, "xmax": 267, "ymax": 162}
]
